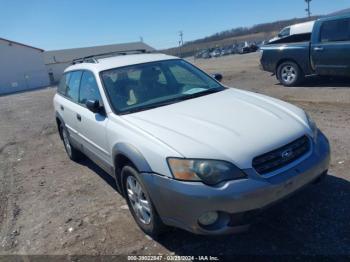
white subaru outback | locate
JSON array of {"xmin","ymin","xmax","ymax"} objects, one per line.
[{"xmin": 54, "ymin": 51, "xmax": 330, "ymax": 236}]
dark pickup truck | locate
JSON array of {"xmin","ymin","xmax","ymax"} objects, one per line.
[{"xmin": 260, "ymin": 14, "xmax": 350, "ymax": 86}]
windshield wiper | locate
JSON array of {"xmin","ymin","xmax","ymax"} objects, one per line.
[
  {"xmin": 120, "ymin": 99, "xmax": 181, "ymax": 114},
  {"xmin": 181, "ymin": 87, "xmax": 224, "ymax": 100},
  {"xmin": 120, "ymin": 88, "xmax": 224, "ymax": 115}
]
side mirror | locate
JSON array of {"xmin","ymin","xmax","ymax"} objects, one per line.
[
  {"xmin": 213, "ymin": 73, "xmax": 223, "ymax": 82},
  {"xmin": 86, "ymin": 99, "xmax": 103, "ymax": 114}
]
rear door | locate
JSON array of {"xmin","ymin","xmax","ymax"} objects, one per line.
[
  {"xmin": 76, "ymin": 70, "xmax": 111, "ymax": 172},
  {"xmin": 63, "ymin": 70, "xmax": 83, "ymax": 145},
  {"xmin": 311, "ymin": 17, "xmax": 350, "ymax": 76}
]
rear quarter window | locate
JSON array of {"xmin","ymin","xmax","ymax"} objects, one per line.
[{"xmin": 57, "ymin": 73, "xmax": 71, "ymax": 95}]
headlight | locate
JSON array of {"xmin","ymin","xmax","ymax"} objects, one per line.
[
  {"xmin": 167, "ymin": 158, "xmax": 246, "ymax": 186},
  {"xmin": 305, "ymin": 112, "xmax": 318, "ymax": 140}
]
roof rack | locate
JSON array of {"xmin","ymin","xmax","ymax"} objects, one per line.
[{"xmin": 71, "ymin": 49, "xmax": 149, "ymax": 64}]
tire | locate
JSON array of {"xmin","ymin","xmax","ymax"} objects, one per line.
[
  {"xmin": 60, "ymin": 123, "xmax": 83, "ymax": 162},
  {"xmin": 122, "ymin": 165, "xmax": 166, "ymax": 237},
  {"xmin": 277, "ymin": 61, "xmax": 304, "ymax": 87}
]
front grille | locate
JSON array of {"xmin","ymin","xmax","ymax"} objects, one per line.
[{"xmin": 252, "ymin": 135, "xmax": 310, "ymax": 175}]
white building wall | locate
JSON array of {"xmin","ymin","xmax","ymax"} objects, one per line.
[{"xmin": 0, "ymin": 39, "xmax": 50, "ymax": 95}]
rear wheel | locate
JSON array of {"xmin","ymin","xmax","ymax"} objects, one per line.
[
  {"xmin": 277, "ymin": 61, "xmax": 304, "ymax": 87},
  {"xmin": 122, "ymin": 165, "xmax": 166, "ymax": 237},
  {"xmin": 60, "ymin": 124, "xmax": 83, "ymax": 161}
]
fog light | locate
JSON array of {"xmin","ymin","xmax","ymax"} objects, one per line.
[{"xmin": 198, "ymin": 211, "xmax": 219, "ymax": 226}]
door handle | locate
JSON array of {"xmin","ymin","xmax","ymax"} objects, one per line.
[
  {"xmin": 60, "ymin": 105, "xmax": 64, "ymax": 111},
  {"xmin": 76, "ymin": 114, "xmax": 82, "ymax": 121},
  {"xmin": 314, "ymin": 47, "xmax": 324, "ymax": 51}
]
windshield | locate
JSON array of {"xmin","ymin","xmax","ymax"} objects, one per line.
[{"xmin": 100, "ymin": 59, "xmax": 224, "ymax": 114}]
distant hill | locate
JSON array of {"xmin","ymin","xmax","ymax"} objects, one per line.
[
  {"xmin": 163, "ymin": 31, "xmax": 275, "ymax": 57},
  {"xmin": 162, "ymin": 16, "xmax": 320, "ymax": 57},
  {"xmin": 162, "ymin": 8, "xmax": 350, "ymax": 57},
  {"xmin": 186, "ymin": 16, "xmax": 319, "ymax": 45}
]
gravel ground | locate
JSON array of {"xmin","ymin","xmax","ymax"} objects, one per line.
[{"xmin": 0, "ymin": 53, "xmax": 349, "ymax": 256}]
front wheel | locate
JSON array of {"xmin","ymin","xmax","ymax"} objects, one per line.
[
  {"xmin": 277, "ymin": 61, "xmax": 304, "ymax": 87},
  {"xmin": 122, "ymin": 165, "xmax": 166, "ymax": 237}
]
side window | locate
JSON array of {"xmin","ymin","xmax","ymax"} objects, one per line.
[
  {"xmin": 79, "ymin": 71, "xmax": 102, "ymax": 105},
  {"xmin": 320, "ymin": 19, "xmax": 350, "ymax": 43},
  {"xmin": 66, "ymin": 71, "xmax": 82, "ymax": 102},
  {"xmin": 57, "ymin": 73, "xmax": 71, "ymax": 95},
  {"xmin": 279, "ymin": 27, "xmax": 290, "ymax": 38}
]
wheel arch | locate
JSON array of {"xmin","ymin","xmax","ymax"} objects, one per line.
[
  {"xmin": 55, "ymin": 111, "xmax": 65, "ymax": 139},
  {"xmin": 112, "ymin": 143, "xmax": 152, "ymax": 196}
]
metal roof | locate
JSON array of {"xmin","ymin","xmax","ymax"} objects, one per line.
[
  {"xmin": 43, "ymin": 41, "xmax": 155, "ymax": 65},
  {"xmin": 0, "ymin": 37, "xmax": 44, "ymax": 52}
]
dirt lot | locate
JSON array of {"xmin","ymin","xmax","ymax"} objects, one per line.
[{"xmin": 0, "ymin": 53, "xmax": 349, "ymax": 256}]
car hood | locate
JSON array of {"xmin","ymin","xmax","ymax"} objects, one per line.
[{"xmin": 122, "ymin": 88, "xmax": 311, "ymax": 169}]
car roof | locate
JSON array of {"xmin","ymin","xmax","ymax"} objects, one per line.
[{"xmin": 64, "ymin": 53, "xmax": 178, "ymax": 73}]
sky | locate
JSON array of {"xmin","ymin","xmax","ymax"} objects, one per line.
[{"xmin": 0, "ymin": 0, "xmax": 349, "ymax": 51}]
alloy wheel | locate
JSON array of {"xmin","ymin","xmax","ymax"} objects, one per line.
[
  {"xmin": 281, "ymin": 65, "xmax": 297, "ymax": 84},
  {"xmin": 126, "ymin": 176, "xmax": 152, "ymax": 225}
]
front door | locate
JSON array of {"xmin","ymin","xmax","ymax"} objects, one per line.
[
  {"xmin": 311, "ymin": 17, "xmax": 350, "ymax": 76},
  {"xmin": 75, "ymin": 70, "xmax": 111, "ymax": 172}
]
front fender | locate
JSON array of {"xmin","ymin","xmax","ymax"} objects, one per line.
[{"xmin": 112, "ymin": 143, "xmax": 152, "ymax": 173}]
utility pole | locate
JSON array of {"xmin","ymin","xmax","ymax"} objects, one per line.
[
  {"xmin": 179, "ymin": 31, "xmax": 184, "ymax": 46},
  {"xmin": 305, "ymin": 0, "xmax": 312, "ymax": 18},
  {"xmin": 178, "ymin": 31, "xmax": 184, "ymax": 57}
]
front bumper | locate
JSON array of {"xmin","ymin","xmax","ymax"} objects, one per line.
[{"xmin": 142, "ymin": 131, "xmax": 330, "ymax": 235}]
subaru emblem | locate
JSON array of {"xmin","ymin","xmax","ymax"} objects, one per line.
[{"xmin": 281, "ymin": 149, "xmax": 293, "ymax": 159}]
